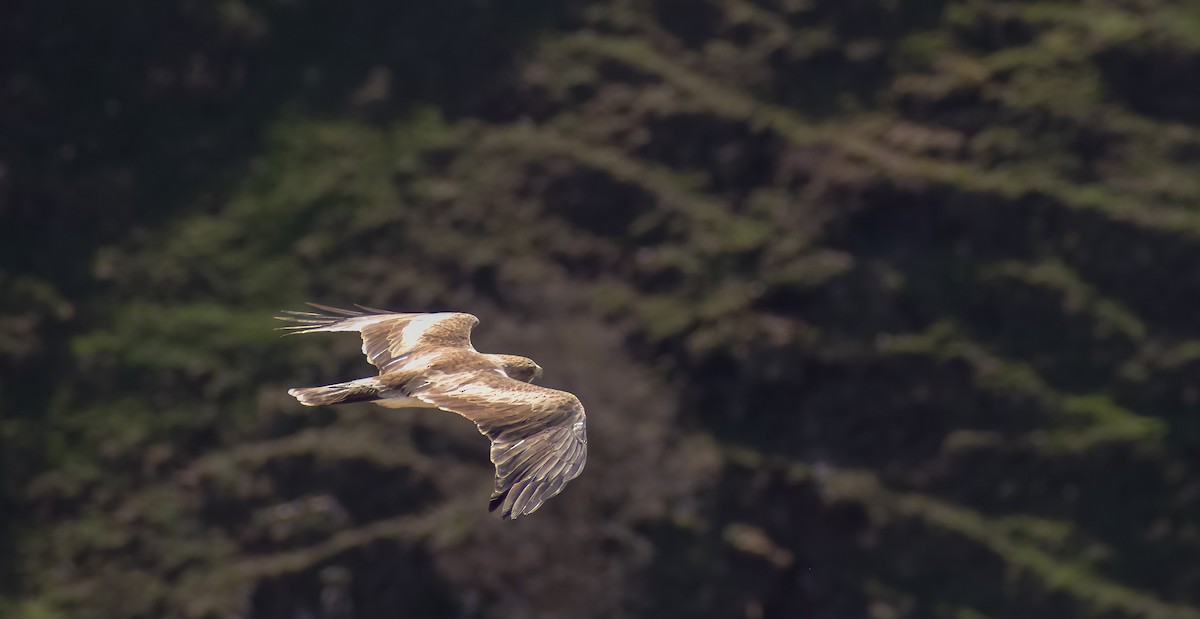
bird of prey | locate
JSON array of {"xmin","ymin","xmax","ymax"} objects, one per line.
[{"xmin": 275, "ymin": 304, "xmax": 587, "ymax": 519}]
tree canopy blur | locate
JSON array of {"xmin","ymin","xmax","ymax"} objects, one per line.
[{"xmin": 4, "ymin": 0, "xmax": 1200, "ymax": 618}]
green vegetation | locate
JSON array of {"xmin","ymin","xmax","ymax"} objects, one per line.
[{"xmin": 4, "ymin": 0, "xmax": 1200, "ymax": 617}]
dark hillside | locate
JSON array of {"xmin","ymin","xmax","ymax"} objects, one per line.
[{"xmin": 4, "ymin": 1, "xmax": 1200, "ymax": 618}]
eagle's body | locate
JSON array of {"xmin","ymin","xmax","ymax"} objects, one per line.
[{"xmin": 276, "ymin": 305, "xmax": 587, "ymax": 519}]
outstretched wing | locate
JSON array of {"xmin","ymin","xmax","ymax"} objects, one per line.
[
  {"xmin": 408, "ymin": 370, "xmax": 588, "ymax": 519},
  {"xmin": 276, "ymin": 304, "xmax": 479, "ymax": 373}
]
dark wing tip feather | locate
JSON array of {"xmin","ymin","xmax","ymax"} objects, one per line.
[
  {"xmin": 489, "ymin": 490, "xmax": 510, "ymax": 518},
  {"xmin": 274, "ymin": 313, "xmax": 333, "ymax": 324},
  {"xmin": 275, "ymin": 304, "xmax": 363, "ymax": 336},
  {"xmin": 304, "ymin": 302, "xmax": 363, "ymax": 316},
  {"xmin": 352, "ymin": 303, "xmax": 392, "ymax": 314},
  {"xmin": 277, "ymin": 303, "xmax": 397, "ymax": 328},
  {"xmin": 273, "ymin": 325, "xmax": 320, "ymax": 336}
]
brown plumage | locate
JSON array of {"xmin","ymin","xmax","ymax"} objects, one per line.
[{"xmin": 276, "ymin": 303, "xmax": 587, "ymax": 519}]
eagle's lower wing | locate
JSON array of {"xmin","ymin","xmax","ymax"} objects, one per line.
[
  {"xmin": 276, "ymin": 304, "xmax": 479, "ymax": 373},
  {"xmin": 409, "ymin": 370, "xmax": 588, "ymax": 519}
]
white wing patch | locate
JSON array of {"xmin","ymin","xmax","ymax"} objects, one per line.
[
  {"xmin": 277, "ymin": 307, "xmax": 480, "ymax": 373},
  {"xmin": 399, "ymin": 313, "xmax": 468, "ymax": 350}
]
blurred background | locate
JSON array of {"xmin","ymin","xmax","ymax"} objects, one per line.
[{"xmin": 4, "ymin": 0, "xmax": 1200, "ymax": 617}]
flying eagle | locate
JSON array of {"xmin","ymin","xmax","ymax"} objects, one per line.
[{"xmin": 276, "ymin": 304, "xmax": 587, "ymax": 519}]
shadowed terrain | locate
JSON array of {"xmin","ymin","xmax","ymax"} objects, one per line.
[{"xmin": 4, "ymin": 0, "xmax": 1200, "ymax": 617}]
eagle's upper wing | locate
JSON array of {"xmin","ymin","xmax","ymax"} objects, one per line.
[
  {"xmin": 276, "ymin": 304, "xmax": 479, "ymax": 373},
  {"xmin": 409, "ymin": 370, "xmax": 588, "ymax": 519}
]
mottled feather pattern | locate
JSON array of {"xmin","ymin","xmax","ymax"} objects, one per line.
[
  {"xmin": 407, "ymin": 371, "xmax": 587, "ymax": 518},
  {"xmin": 361, "ymin": 313, "xmax": 478, "ymax": 372},
  {"xmin": 277, "ymin": 304, "xmax": 587, "ymax": 519},
  {"xmin": 277, "ymin": 304, "xmax": 479, "ymax": 373}
]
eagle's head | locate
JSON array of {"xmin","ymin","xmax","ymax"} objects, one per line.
[{"xmin": 492, "ymin": 354, "xmax": 543, "ymax": 383}]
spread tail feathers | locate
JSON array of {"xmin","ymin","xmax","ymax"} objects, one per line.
[{"xmin": 288, "ymin": 379, "xmax": 381, "ymax": 407}]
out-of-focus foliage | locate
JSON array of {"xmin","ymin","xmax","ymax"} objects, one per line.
[{"xmin": 4, "ymin": 0, "xmax": 1200, "ymax": 617}]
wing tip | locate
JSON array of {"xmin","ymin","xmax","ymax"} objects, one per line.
[
  {"xmin": 304, "ymin": 302, "xmax": 363, "ymax": 316},
  {"xmin": 353, "ymin": 303, "xmax": 392, "ymax": 314},
  {"xmin": 490, "ymin": 489, "xmax": 536, "ymax": 520},
  {"xmin": 275, "ymin": 303, "xmax": 380, "ymax": 334},
  {"xmin": 490, "ymin": 483, "xmax": 556, "ymax": 520},
  {"xmin": 273, "ymin": 309, "xmax": 339, "ymax": 335},
  {"xmin": 489, "ymin": 490, "xmax": 512, "ymax": 519}
]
